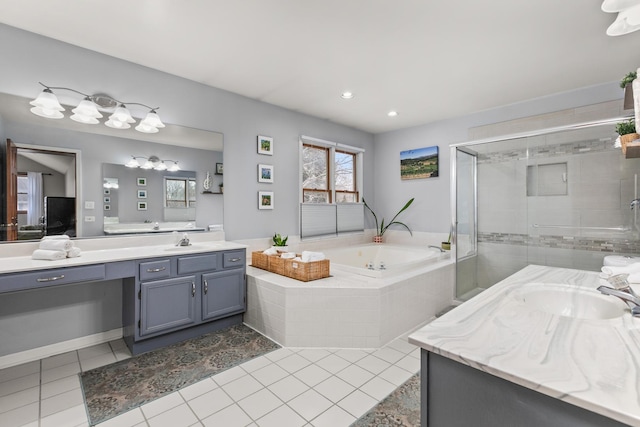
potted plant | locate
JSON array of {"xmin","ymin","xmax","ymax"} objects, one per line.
[
  {"xmin": 621, "ymin": 71, "xmax": 637, "ymax": 110},
  {"xmin": 616, "ymin": 119, "xmax": 639, "ymax": 156},
  {"xmin": 272, "ymin": 233, "xmax": 288, "ymax": 252},
  {"xmin": 363, "ymin": 198, "xmax": 414, "ymax": 243}
]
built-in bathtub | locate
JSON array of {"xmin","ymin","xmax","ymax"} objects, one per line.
[
  {"xmin": 245, "ymin": 244, "xmax": 454, "ymax": 348},
  {"xmin": 324, "ymin": 244, "xmax": 445, "ymax": 277}
]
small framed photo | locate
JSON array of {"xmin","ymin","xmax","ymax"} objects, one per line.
[
  {"xmin": 137, "ymin": 201, "xmax": 148, "ymax": 211},
  {"xmin": 103, "ymin": 189, "xmax": 110, "ymax": 195},
  {"xmin": 258, "ymin": 135, "xmax": 274, "ymax": 155},
  {"xmin": 258, "ymin": 191, "xmax": 274, "ymax": 209},
  {"xmin": 258, "ymin": 164, "xmax": 274, "ymax": 183},
  {"xmin": 103, "ymin": 197, "xmax": 111, "ymax": 203},
  {"xmin": 137, "ymin": 177, "xmax": 147, "ymax": 186},
  {"xmin": 104, "ymin": 205, "xmax": 111, "ymax": 211},
  {"xmin": 137, "ymin": 189, "xmax": 147, "ymax": 199},
  {"xmin": 216, "ymin": 163, "xmax": 223, "ymax": 175}
]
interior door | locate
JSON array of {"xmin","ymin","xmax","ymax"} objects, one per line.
[{"xmin": 5, "ymin": 139, "xmax": 17, "ymax": 241}]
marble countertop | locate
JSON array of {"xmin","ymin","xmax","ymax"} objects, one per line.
[
  {"xmin": 409, "ymin": 264, "xmax": 640, "ymax": 426},
  {"xmin": 0, "ymin": 234, "xmax": 246, "ymax": 275}
]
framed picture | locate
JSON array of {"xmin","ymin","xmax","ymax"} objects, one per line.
[
  {"xmin": 400, "ymin": 146, "xmax": 439, "ymax": 180},
  {"xmin": 257, "ymin": 135, "xmax": 274, "ymax": 155},
  {"xmin": 103, "ymin": 189, "xmax": 110, "ymax": 195},
  {"xmin": 137, "ymin": 177, "xmax": 147, "ymax": 186},
  {"xmin": 258, "ymin": 164, "xmax": 274, "ymax": 183},
  {"xmin": 258, "ymin": 191, "xmax": 274, "ymax": 209},
  {"xmin": 216, "ymin": 162, "xmax": 223, "ymax": 175},
  {"xmin": 103, "ymin": 197, "xmax": 111, "ymax": 203},
  {"xmin": 104, "ymin": 205, "xmax": 111, "ymax": 211},
  {"xmin": 137, "ymin": 189, "xmax": 147, "ymax": 199},
  {"xmin": 137, "ymin": 201, "xmax": 148, "ymax": 211}
]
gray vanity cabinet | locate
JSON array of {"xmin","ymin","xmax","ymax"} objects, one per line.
[{"xmin": 124, "ymin": 248, "xmax": 247, "ymax": 355}]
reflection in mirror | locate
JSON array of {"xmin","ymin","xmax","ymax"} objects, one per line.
[{"xmin": 0, "ymin": 92, "xmax": 223, "ymax": 242}]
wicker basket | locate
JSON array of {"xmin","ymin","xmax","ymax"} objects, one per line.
[
  {"xmin": 251, "ymin": 251, "xmax": 270, "ymax": 270},
  {"xmin": 284, "ymin": 258, "xmax": 330, "ymax": 282},
  {"xmin": 269, "ymin": 255, "xmax": 287, "ymax": 275},
  {"xmin": 621, "ymin": 133, "xmax": 640, "ymax": 156}
]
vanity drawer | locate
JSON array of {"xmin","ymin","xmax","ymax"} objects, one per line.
[
  {"xmin": 139, "ymin": 259, "xmax": 171, "ymax": 281},
  {"xmin": 0, "ymin": 264, "xmax": 106, "ymax": 293},
  {"xmin": 177, "ymin": 254, "xmax": 218, "ymax": 275},
  {"xmin": 223, "ymin": 251, "xmax": 245, "ymax": 269}
]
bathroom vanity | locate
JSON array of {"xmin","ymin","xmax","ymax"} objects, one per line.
[
  {"xmin": 409, "ymin": 265, "xmax": 640, "ymax": 427},
  {"xmin": 0, "ymin": 236, "xmax": 247, "ymax": 356}
]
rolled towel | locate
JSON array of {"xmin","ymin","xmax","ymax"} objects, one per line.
[
  {"xmin": 32, "ymin": 249, "xmax": 67, "ymax": 261},
  {"xmin": 66, "ymin": 247, "xmax": 82, "ymax": 258},
  {"xmin": 301, "ymin": 251, "xmax": 325, "ymax": 262},
  {"xmin": 41, "ymin": 235, "xmax": 70, "ymax": 240},
  {"xmin": 601, "ymin": 263, "xmax": 640, "ymax": 277},
  {"xmin": 40, "ymin": 239, "xmax": 73, "ymax": 251},
  {"xmin": 263, "ymin": 247, "xmax": 278, "ymax": 255},
  {"xmin": 281, "ymin": 252, "xmax": 296, "ymax": 259}
]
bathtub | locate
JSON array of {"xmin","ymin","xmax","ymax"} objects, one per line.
[
  {"xmin": 324, "ymin": 244, "xmax": 445, "ymax": 277},
  {"xmin": 245, "ymin": 243, "xmax": 454, "ymax": 348}
]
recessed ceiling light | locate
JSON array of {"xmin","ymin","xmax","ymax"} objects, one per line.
[
  {"xmin": 341, "ymin": 92, "xmax": 354, "ymax": 99},
  {"xmin": 388, "ymin": 111, "xmax": 398, "ymax": 117}
]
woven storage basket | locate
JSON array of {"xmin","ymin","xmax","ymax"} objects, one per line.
[
  {"xmin": 251, "ymin": 251, "xmax": 270, "ymax": 270},
  {"xmin": 268, "ymin": 255, "xmax": 286, "ymax": 275},
  {"xmin": 284, "ymin": 258, "xmax": 330, "ymax": 282}
]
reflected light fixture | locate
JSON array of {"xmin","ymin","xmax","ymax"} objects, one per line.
[
  {"xmin": 30, "ymin": 82, "xmax": 165, "ymax": 133},
  {"xmin": 387, "ymin": 111, "xmax": 399, "ymax": 117},
  {"xmin": 125, "ymin": 155, "xmax": 180, "ymax": 172},
  {"xmin": 602, "ymin": 0, "xmax": 640, "ymax": 35},
  {"xmin": 341, "ymin": 91, "xmax": 354, "ymax": 99}
]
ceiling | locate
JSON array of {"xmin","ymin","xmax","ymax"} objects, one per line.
[{"xmin": 0, "ymin": 0, "xmax": 638, "ymax": 134}]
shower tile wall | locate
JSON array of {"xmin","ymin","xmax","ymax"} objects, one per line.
[{"xmin": 474, "ymin": 133, "xmax": 640, "ymax": 290}]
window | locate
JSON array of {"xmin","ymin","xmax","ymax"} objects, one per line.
[
  {"xmin": 300, "ymin": 136, "xmax": 364, "ymax": 238},
  {"xmin": 165, "ymin": 177, "xmax": 197, "ymax": 208},
  {"xmin": 17, "ymin": 174, "xmax": 28, "ymax": 213}
]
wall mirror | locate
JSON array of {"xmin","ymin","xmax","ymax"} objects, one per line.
[{"xmin": 0, "ymin": 92, "xmax": 223, "ymax": 242}]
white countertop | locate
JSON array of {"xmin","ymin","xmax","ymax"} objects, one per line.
[
  {"xmin": 0, "ymin": 233, "xmax": 246, "ymax": 274},
  {"xmin": 409, "ymin": 265, "xmax": 640, "ymax": 426}
]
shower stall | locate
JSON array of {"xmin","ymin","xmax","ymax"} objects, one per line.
[{"xmin": 451, "ymin": 117, "xmax": 640, "ymax": 301}]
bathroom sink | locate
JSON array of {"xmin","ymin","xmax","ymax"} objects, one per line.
[
  {"xmin": 509, "ymin": 283, "xmax": 627, "ymax": 320},
  {"xmin": 164, "ymin": 245, "xmax": 210, "ymax": 252}
]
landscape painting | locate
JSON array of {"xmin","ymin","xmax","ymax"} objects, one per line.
[{"xmin": 400, "ymin": 146, "xmax": 439, "ymax": 180}]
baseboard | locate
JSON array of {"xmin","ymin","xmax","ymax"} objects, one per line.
[{"xmin": 0, "ymin": 328, "xmax": 123, "ymax": 370}]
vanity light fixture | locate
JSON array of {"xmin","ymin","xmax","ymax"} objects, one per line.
[
  {"xmin": 602, "ymin": 0, "xmax": 640, "ymax": 35},
  {"xmin": 125, "ymin": 155, "xmax": 180, "ymax": 172},
  {"xmin": 341, "ymin": 92, "xmax": 354, "ymax": 99},
  {"xmin": 388, "ymin": 111, "xmax": 399, "ymax": 117},
  {"xmin": 30, "ymin": 82, "xmax": 165, "ymax": 133}
]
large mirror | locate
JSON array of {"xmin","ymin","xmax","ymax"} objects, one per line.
[{"xmin": 0, "ymin": 92, "xmax": 223, "ymax": 242}]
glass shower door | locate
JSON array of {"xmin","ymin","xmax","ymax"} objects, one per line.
[{"xmin": 454, "ymin": 147, "xmax": 478, "ymax": 300}]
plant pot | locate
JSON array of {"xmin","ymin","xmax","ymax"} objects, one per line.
[
  {"xmin": 441, "ymin": 242, "xmax": 451, "ymax": 251},
  {"xmin": 624, "ymin": 83, "xmax": 634, "ymax": 110},
  {"xmin": 373, "ymin": 235, "xmax": 383, "ymax": 243},
  {"xmin": 272, "ymin": 245, "xmax": 288, "ymax": 253},
  {"xmin": 621, "ymin": 133, "xmax": 640, "ymax": 155}
]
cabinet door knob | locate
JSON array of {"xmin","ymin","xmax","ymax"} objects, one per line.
[
  {"xmin": 192, "ymin": 281, "xmax": 196, "ymax": 297},
  {"xmin": 36, "ymin": 275, "xmax": 65, "ymax": 282},
  {"xmin": 204, "ymin": 279, "xmax": 208, "ymax": 294}
]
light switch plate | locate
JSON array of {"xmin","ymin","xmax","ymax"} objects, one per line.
[{"xmin": 84, "ymin": 201, "xmax": 95, "ymax": 209}]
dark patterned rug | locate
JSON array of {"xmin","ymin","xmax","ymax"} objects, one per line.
[
  {"xmin": 352, "ymin": 373, "xmax": 421, "ymax": 426},
  {"xmin": 81, "ymin": 324, "xmax": 280, "ymax": 425}
]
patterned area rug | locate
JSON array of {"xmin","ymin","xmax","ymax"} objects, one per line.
[
  {"xmin": 353, "ymin": 373, "xmax": 421, "ymax": 426},
  {"xmin": 81, "ymin": 324, "xmax": 280, "ymax": 425}
]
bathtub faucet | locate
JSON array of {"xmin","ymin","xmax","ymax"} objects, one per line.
[
  {"xmin": 428, "ymin": 245, "xmax": 445, "ymax": 253},
  {"xmin": 597, "ymin": 274, "xmax": 640, "ymax": 316}
]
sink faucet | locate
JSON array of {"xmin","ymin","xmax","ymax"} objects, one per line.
[
  {"xmin": 597, "ymin": 274, "xmax": 640, "ymax": 316},
  {"xmin": 176, "ymin": 233, "xmax": 191, "ymax": 246},
  {"xmin": 632, "ymin": 199, "xmax": 640, "ymax": 210}
]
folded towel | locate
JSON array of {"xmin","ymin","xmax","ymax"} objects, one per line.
[
  {"xmin": 41, "ymin": 235, "xmax": 70, "ymax": 240},
  {"xmin": 32, "ymin": 249, "xmax": 67, "ymax": 261},
  {"xmin": 281, "ymin": 252, "xmax": 296, "ymax": 259},
  {"xmin": 599, "ymin": 271, "xmax": 640, "ymax": 284},
  {"xmin": 301, "ymin": 251, "xmax": 325, "ymax": 262},
  {"xmin": 263, "ymin": 247, "xmax": 278, "ymax": 255},
  {"xmin": 600, "ymin": 263, "xmax": 640, "ymax": 277},
  {"xmin": 40, "ymin": 239, "xmax": 73, "ymax": 251},
  {"xmin": 66, "ymin": 247, "xmax": 82, "ymax": 258}
]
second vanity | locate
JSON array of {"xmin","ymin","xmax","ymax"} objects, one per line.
[
  {"xmin": 0, "ymin": 234, "xmax": 247, "ymax": 356},
  {"xmin": 409, "ymin": 265, "xmax": 640, "ymax": 427}
]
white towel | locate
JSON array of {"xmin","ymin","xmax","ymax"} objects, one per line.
[
  {"xmin": 301, "ymin": 251, "xmax": 325, "ymax": 262},
  {"xmin": 32, "ymin": 249, "xmax": 67, "ymax": 261},
  {"xmin": 41, "ymin": 235, "xmax": 70, "ymax": 240},
  {"xmin": 263, "ymin": 247, "xmax": 278, "ymax": 255},
  {"xmin": 40, "ymin": 239, "xmax": 73, "ymax": 251},
  {"xmin": 66, "ymin": 247, "xmax": 82, "ymax": 258},
  {"xmin": 600, "ymin": 263, "xmax": 640, "ymax": 277},
  {"xmin": 281, "ymin": 252, "xmax": 296, "ymax": 259}
]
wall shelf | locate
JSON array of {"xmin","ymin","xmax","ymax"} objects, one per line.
[{"xmin": 201, "ymin": 191, "xmax": 223, "ymax": 195}]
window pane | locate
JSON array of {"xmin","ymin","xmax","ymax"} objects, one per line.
[
  {"xmin": 302, "ymin": 145, "xmax": 328, "ymax": 190},
  {"xmin": 336, "ymin": 192, "xmax": 357, "ymax": 203},
  {"xmin": 17, "ymin": 194, "xmax": 29, "ymax": 211},
  {"xmin": 188, "ymin": 179, "xmax": 197, "ymax": 207},
  {"xmin": 17, "ymin": 176, "xmax": 28, "ymax": 193},
  {"xmin": 166, "ymin": 179, "xmax": 186, "ymax": 207},
  {"xmin": 303, "ymin": 190, "xmax": 329, "ymax": 203},
  {"xmin": 335, "ymin": 151, "xmax": 355, "ymax": 192}
]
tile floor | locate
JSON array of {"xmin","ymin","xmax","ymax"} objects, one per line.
[{"xmin": 0, "ymin": 332, "xmax": 421, "ymax": 427}]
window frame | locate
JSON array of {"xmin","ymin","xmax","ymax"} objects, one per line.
[{"xmin": 17, "ymin": 173, "xmax": 28, "ymax": 214}]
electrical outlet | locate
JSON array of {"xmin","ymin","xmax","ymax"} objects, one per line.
[
  {"xmin": 84, "ymin": 216, "xmax": 95, "ymax": 222},
  {"xmin": 84, "ymin": 201, "xmax": 95, "ymax": 209}
]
